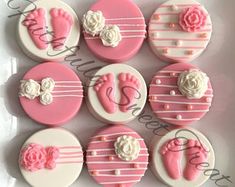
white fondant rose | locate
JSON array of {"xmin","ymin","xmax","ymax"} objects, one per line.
[
  {"xmin": 177, "ymin": 69, "xmax": 209, "ymax": 99},
  {"xmin": 83, "ymin": 10, "xmax": 105, "ymax": 36},
  {"xmin": 19, "ymin": 79, "xmax": 40, "ymax": 99},
  {"xmin": 99, "ymin": 25, "xmax": 122, "ymax": 47},
  {"xmin": 40, "ymin": 92, "xmax": 53, "ymax": 105},
  {"xmin": 114, "ymin": 135, "xmax": 140, "ymax": 161},
  {"xmin": 41, "ymin": 78, "xmax": 55, "ymax": 92}
]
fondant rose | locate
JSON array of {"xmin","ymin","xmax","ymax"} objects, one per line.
[
  {"xmin": 41, "ymin": 78, "xmax": 55, "ymax": 92},
  {"xmin": 45, "ymin": 146, "xmax": 59, "ymax": 169},
  {"xmin": 19, "ymin": 79, "xmax": 40, "ymax": 99},
  {"xmin": 40, "ymin": 91, "xmax": 53, "ymax": 105},
  {"xmin": 100, "ymin": 25, "xmax": 122, "ymax": 47},
  {"xmin": 177, "ymin": 69, "xmax": 209, "ymax": 99},
  {"xmin": 179, "ymin": 6, "xmax": 207, "ymax": 32},
  {"xmin": 20, "ymin": 144, "xmax": 46, "ymax": 172},
  {"xmin": 83, "ymin": 10, "xmax": 105, "ymax": 36},
  {"xmin": 114, "ymin": 135, "xmax": 140, "ymax": 161}
]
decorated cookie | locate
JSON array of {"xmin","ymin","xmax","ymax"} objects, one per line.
[
  {"xmin": 149, "ymin": 63, "xmax": 213, "ymax": 126},
  {"xmin": 19, "ymin": 128, "xmax": 83, "ymax": 187},
  {"xmin": 82, "ymin": 0, "xmax": 146, "ymax": 63},
  {"xmin": 86, "ymin": 125, "xmax": 149, "ymax": 187},
  {"xmin": 148, "ymin": 0, "xmax": 212, "ymax": 63},
  {"xmin": 87, "ymin": 64, "xmax": 147, "ymax": 124},
  {"xmin": 150, "ymin": 128, "xmax": 215, "ymax": 187},
  {"xmin": 19, "ymin": 62, "xmax": 83, "ymax": 126},
  {"xmin": 17, "ymin": 0, "xmax": 80, "ymax": 62}
]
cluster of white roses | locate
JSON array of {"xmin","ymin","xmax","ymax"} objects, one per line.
[
  {"xmin": 82, "ymin": 10, "xmax": 122, "ymax": 47},
  {"xmin": 19, "ymin": 77, "xmax": 55, "ymax": 105}
]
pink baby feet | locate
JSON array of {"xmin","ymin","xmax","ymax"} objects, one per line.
[
  {"xmin": 184, "ymin": 139, "xmax": 208, "ymax": 181},
  {"xmin": 118, "ymin": 73, "xmax": 141, "ymax": 112},
  {"xmin": 50, "ymin": 8, "xmax": 73, "ymax": 49},
  {"xmin": 23, "ymin": 8, "xmax": 48, "ymax": 49},
  {"xmin": 160, "ymin": 138, "xmax": 209, "ymax": 181},
  {"xmin": 160, "ymin": 138, "xmax": 182, "ymax": 179},
  {"xmin": 23, "ymin": 8, "xmax": 73, "ymax": 50},
  {"xmin": 94, "ymin": 73, "xmax": 116, "ymax": 114},
  {"xmin": 94, "ymin": 73, "xmax": 141, "ymax": 114}
]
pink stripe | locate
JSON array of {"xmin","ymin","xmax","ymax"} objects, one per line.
[
  {"xmin": 59, "ymin": 146, "xmax": 82, "ymax": 150},
  {"xmin": 59, "ymin": 151, "xmax": 83, "ymax": 155},
  {"xmin": 149, "ymin": 29, "xmax": 211, "ymax": 32},
  {"xmin": 150, "ymin": 38, "xmax": 209, "ymax": 41},
  {"xmin": 59, "ymin": 155, "xmax": 83, "ymax": 159},
  {"xmin": 149, "ymin": 22, "xmax": 211, "ymax": 26},
  {"xmin": 153, "ymin": 46, "xmax": 204, "ymax": 49},
  {"xmin": 56, "ymin": 161, "xmax": 83, "ymax": 164}
]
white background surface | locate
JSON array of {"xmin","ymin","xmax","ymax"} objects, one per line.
[{"xmin": 0, "ymin": 0, "xmax": 235, "ymax": 187}]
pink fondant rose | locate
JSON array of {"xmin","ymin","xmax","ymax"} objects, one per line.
[
  {"xmin": 45, "ymin": 146, "xmax": 60, "ymax": 169},
  {"xmin": 179, "ymin": 6, "xmax": 207, "ymax": 32},
  {"xmin": 20, "ymin": 144, "xmax": 60, "ymax": 171},
  {"xmin": 20, "ymin": 144, "xmax": 47, "ymax": 172}
]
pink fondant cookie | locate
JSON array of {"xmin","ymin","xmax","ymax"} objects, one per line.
[
  {"xmin": 17, "ymin": 0, "xmax": 80, "ymax": 62},
  {"xmin": 86, "ymin": 125, "xmax": 149, "ymax": 187},
  {"xmin": 82, "ymin": 0, "xmax": 146, "ymax": 63},
  {"xmin": 87, "ymin": 64, "xmax": 147, "ymax": 124},
  {"xmin": 19, "ymin": 62, "xmax": 83, "ymax": 126},
  {"xmin": 149, "ymin": 63, "xmax": 213, "ymax": 126},
  {"xmin": 150, "ymin": 128, "xmax": 215, "ymax": 187},
  {"xmin": 148, "ymin": 0, "xmax": 212, "ymax": 63},
  {"xmin": 19, "ymin": 128, "xmax": 83, "ymax": 187}
]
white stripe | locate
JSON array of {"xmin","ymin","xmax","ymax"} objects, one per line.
[
  {"xmin": 53, "ymin": 95, "xmax": 83, "ymax": 97},
  {"xmin": 150, "ymin": 99, "xmax": 211, "ymax": 105},
  {"xmin": 154, "ymin": 75, "xmax": 179, "ymax": 78},
  {"xmin": 87, "ymin": 148, "xmax": 148, "ymax": 152},
  {"xmin": 55, "ymin": 85, "xmax": 83, "ymax": 88},
  {"xmin": 149, "ymin": 94, "xmax": 213, "ymax": 97},
  {"xmin": 160, "ymin": 117, "xmax": 200, "ymax": 121},
  {"xmin": 52, "ymin": 90, "xmax": 83, "ymax": 93},
  {"xmin": 55, "ymin": 81, "xmax": 81, "ymax": 83},
  {"xmin": 85, "ymin": 35, "xmax": 146, "ymax": 39},
  {"xmin": 150, "ymin": 84, "xmax": 213, "ymax": 90},
  {"xmin": 106, "ymin": 17, "xmax": 144, "ymax": 21},
  {"xmin": 150, "ymin": 84, "xmax": 178, "ymax": 88},
  {"xmin": 87, "ymin": 154, "xmax": 149, "ymax": 158},
  {"xmin": 94, "ymin": 174, "xmax": 143, "ymax": 177},
  {"xmin": 89, "ymin": 168, "xmax": 147, "ymax": 172},
  {"xmin": 159, "ymin": 70, "xmax": 182, "ymax": 74},
  {"xmin": 86, "ymin": 161, "xmax": 148, "ymax": 164},
  {"xmin": 120, "ymin": 30, "xmax": 146, "ymax": 33},
  {"xmin": 154, "ymin": 110, "xmax": 209, "ymax": 113},
  {"xmin": 100, "ymin": 180, "xmax": 140, "ymax": 184},
  {"xmin": 90, "ymin": 138, "xmax": 144, "ymax": 144},
  {"xmin": 115, "ymin": 24, "xmax": 146, "ymax": 27},
  {"xmin": 91, "ymin": 132, "xmax": 137, "ymax": 139}
]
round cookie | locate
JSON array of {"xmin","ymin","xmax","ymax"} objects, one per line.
[
  {"xmin": 148, "ymin": 0, "xmax": 212, "ymax": 63},
  {"xmin": 87, "ymin": 64, "xmax": 147, "ymax": 124},
  {"xmin": 150, "ymin": 128, "xmax": 215, "ymax": 187},
  {"xmin": 19, "ymin": 128, "xmax": 83, "ymax": 187},
  {"xmin": 17, "ymin": 0, "xmax": 80, "ymax": 62},
  {"xmin": 86, "ymin": 125, "xmax": 149, "ymax": 187},
  {"xmin": 19, "ymin": 62, "xmax": 83, "ymax": 126},
  {"xmin": 149, "ymin": 63, "xmax": 213, "ymax": 126},
  {"xmin": 82, "ymin": 0, "xmax": 146, "ymax": 63}
]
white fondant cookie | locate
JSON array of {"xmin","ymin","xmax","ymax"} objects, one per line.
[
  {"xmin": 19, "ymin": 128, "xmax": 83, "ymax": 187},
  {"xmin": 87, "ymin": 64, "xmax": 147, "ymax": 124},
  {"xmin": 17, "ymin": 0, "xmax": 80, "ymax": 62},
  {"xmin": 148, "ymin": 0, "xmax": 212, "ymax": 63},
  {"xmin": 150, "ymin": 128, "xmax": 215, "ymax": 187}
]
